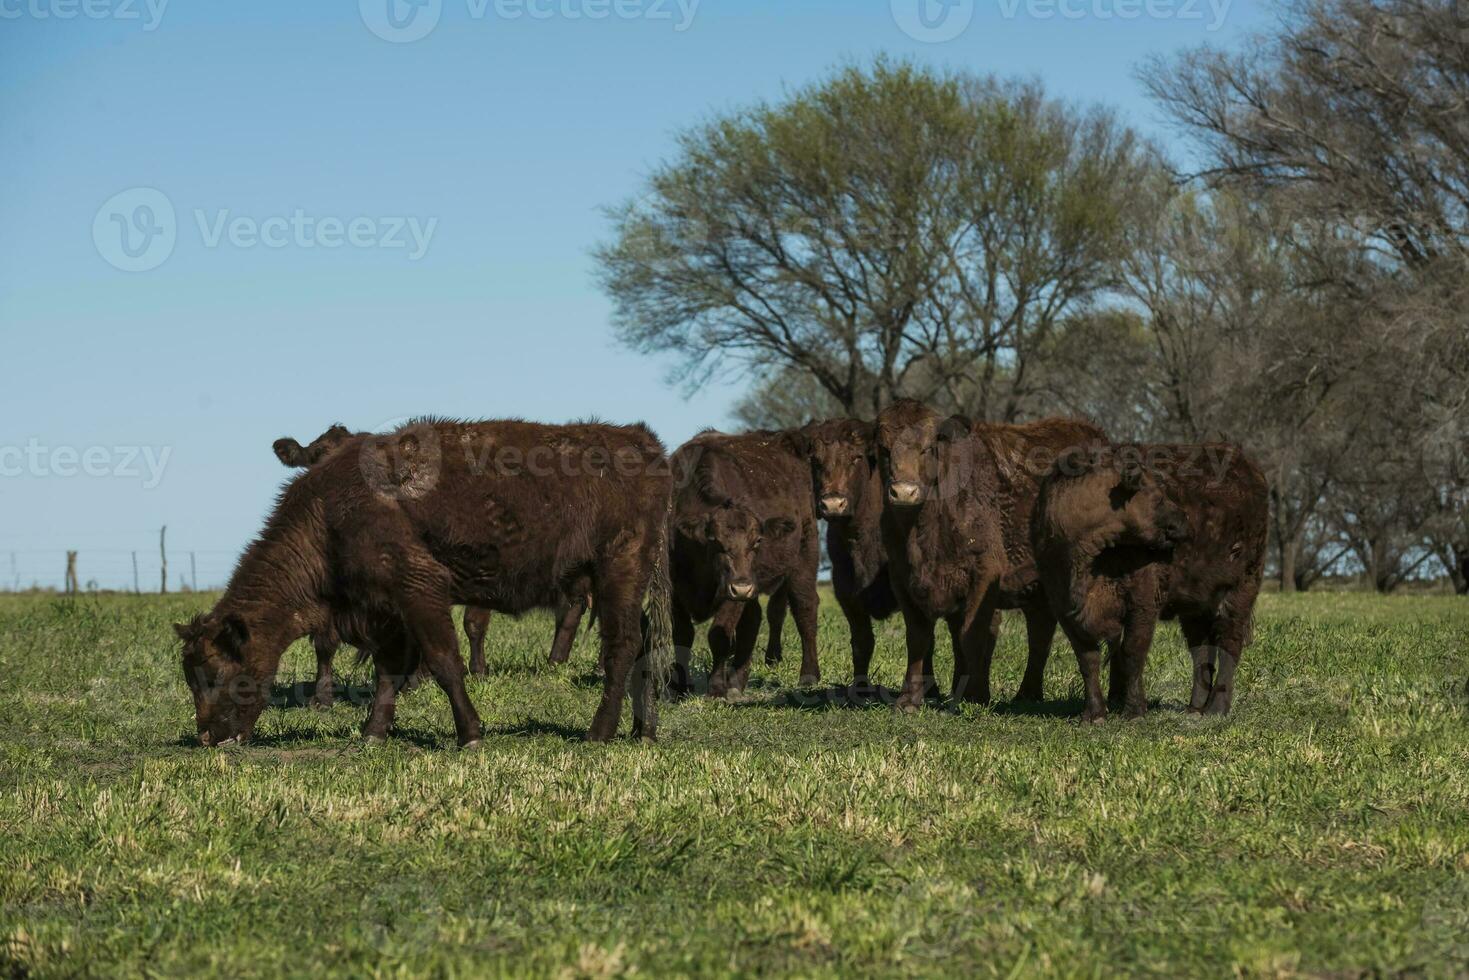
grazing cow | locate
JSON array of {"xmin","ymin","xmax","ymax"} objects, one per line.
[
  {"xmin": 181, "ymin": 419, "xmax": 671, "ymax": 747},
  {"xmin": 1028, "ymin": 443, "xmax": 1267, "ymax": 720},
  {"xmin": 668, "ymin": 430, "xmax": 820, "ymax": 697},
  {"xmin": 801, "ymin": 418, "xmax": 898, "ymax": 688},
  {"xmin": 274, "ymin": 425, "xmax": 590, "ymax": 686},
  {"xmin": 874, "ymin": 400, "xmax": 1106, "ymax": 708}
]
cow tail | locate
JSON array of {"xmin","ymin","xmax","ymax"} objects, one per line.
[{"xmin": 631, "ymin": 490, "xmax": 675, "ymax": 740}]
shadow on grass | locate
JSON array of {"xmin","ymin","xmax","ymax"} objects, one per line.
[{"xmin": 487, "ymin": 718, "xmax": 588, "ymax": 741}]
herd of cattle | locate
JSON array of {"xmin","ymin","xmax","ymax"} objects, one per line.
[{"xmin": 175, "ymin": 404, "xmax": 1268, "ymax": 748}]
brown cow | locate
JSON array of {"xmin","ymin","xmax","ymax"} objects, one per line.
[
  {"xmin": 1029, "ymin": 443, "xmax": 1267, "ymax": 721},
  {"xmin": 801, "ymin": 418, "xmax": 898, "ymax": 688},
  {"xmin": 181, "ymin": 418, "xmax": 671, "ymax": 747},
  {"xmin": 668, "ymin": 430, "xmax": 821, "ymax": 697},
  {"xmin": 274, "ymin": 425, "xmax": 590, "ymax": 688},
  {"xmin": 874, "ymin": 400, "xmax": 1107, "ymax": 708}
]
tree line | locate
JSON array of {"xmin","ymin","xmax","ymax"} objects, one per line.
[{"xmin": 596, "ymin": 0, "xmax": 1469, "ymax": 594}]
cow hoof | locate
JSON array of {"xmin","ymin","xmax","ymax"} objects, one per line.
[
  {"xmin": 362, "ymin": 734, "xmax": 386, "ymax": 745},
  {"xmin": 894, "ymin": 699, "xmax": 921, "ymax": 715},
  {"xmin": 310, "ymin": 698, "xmax": 333, "ymax": 711},
  {"xmin": 798, "ymin": 674, "xmax": 819, "ymax": 688},
  {"xmin": 460, "ymin": 739, "xmax": 483, "ymax": 751},
  {"xmin": 1080, "ymin": 710, "xmax": 1106, "ymax": 725}
]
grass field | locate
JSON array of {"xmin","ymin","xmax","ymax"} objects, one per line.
[{"xmin": 1, "ymin": 591, "xmax": 1467, "ymax": 978}]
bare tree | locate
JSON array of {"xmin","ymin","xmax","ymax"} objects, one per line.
[{"xmin": 599, "ymin": 60, "xmax": 1155, "ymax": 420}]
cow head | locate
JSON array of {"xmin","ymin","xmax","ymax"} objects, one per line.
[
  {"xmin": 174, "ymin": 612, "xmax": 266, "ymax": 746},
  {"xmin": 803, "ymin": 419, "xmax": 876, "ymax": 519},
  {"xmin": 874, "ymin": 401, "xmax": 970, "ymax": 509},
  {"xmin": 676, "ymin": 502, "xmax": 796, "ymax": 601},
  {"xmin": 1051, "ymin": 447, "xmax": 1192, "ymax": 550}
]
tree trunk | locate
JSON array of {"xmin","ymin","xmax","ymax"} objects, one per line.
[
  {"xmin": 1455, "ymin": 551, "xmax": 1469, "ymax": 595},
  {"xmin": 1278, "ymin": 530, "xmax": 1300, "ymax": 594}
]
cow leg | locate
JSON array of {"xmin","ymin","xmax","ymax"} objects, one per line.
[
  {"xmin": 1118, "ymin": 610, "xmax": 1157, "ymax": 719},
  {"xmin": 1106, "ymin": 639, "xmax": 1128, "ymax": 710},
  {"xmin": 548, "ymin": 595, "xmax": 586, "ymax": 666},
  {"xmin": 1064, "ymin": 620, "xmax": 1107, "ymax": 724},
  {"xmin": 896, "ymin": 606, "xmax": 937, "ymax": 712},
  {"xmin": 586, "ymin": 542, "xmax": 652, "ymax": 742},
  {"xmin": 310, "ymin": 633, "xmax": 336, "ymax": 709},
  {"xmin": 954, "ymin": 601, "xmax": 1000, "ymax": 706},
  {"xmin": 463, "ymin": 606, "xmax": 491, "ymax": 677},
  {"xmin": 729, "ymin": 598, "xmax": 763, "ymax": 694},
  {"xmin": 397, "ymin": 575, "xmax": 482, "ymax": 747},
  {"xmin": 362, "ymin": 634, "xmax": 413, "ymax": 741},
  {"xmin": 1181, "ymin": 614, "xmax": 1217, "ymax": 714},
  {"xmin": 764, "ymin": 587, "xmax": 787, "ymax": 666},
  {"xmin": 1204, "ymin": 609, "xmax": 1251, "ymax": 715},
  {"xmin": 669, "ymin": 599, "xmax": 695, "ymax": 696},
  {"xmin": 837, "ymin": 589, "xmax": 877, "ymax": 693},
  {"xmin": 946, "ymin": 616, "xmax": 968, "ymax": 702},
  {"xmin": 706, "ymin": 600, "xmax": 745, "ymax": 700},
  {"xmin": 786, "ymin": 579, "xmax": 821, "ymax": 686},
  {"xmin": 1017, "ymin": 606, "xmax": 1055, "ymax": 702}
]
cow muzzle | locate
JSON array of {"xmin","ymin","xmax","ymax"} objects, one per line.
[
  {"xmin": 888, "ymin": 482, "xmax": 922, "ymax": 507},
  {"xmin": 727, "ymin": 581, "xmax": 757, "ymax": 601},
  {"xmin": 819, "ymin": 495, "xmax": 850, "ymax": 518}
]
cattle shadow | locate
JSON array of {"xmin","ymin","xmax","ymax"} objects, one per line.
[
  {"xmin": 486, "ymin": 719, "xmax": 588, "ymax": 741},
  {"xmin": 269, "ymin": 678, "xmax": 379, "ymax": 710},
  {"xmin": 722, "ymin": 682, "xmax": 935, "ymax": 713}
]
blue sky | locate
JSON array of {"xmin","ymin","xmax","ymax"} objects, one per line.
[{"xmin": 0, "ymin": 0, "xmax": 1269, "ymax": 589}]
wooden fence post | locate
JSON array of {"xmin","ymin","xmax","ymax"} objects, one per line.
[
  {"xmin": 159, "ymin": 526, "xmax": 168, "ymax": 594},
  {"xmin": 64, "ymin": 551, "xmax": 78, "ymax": 595},
  {"xmin": 132, "ymin": 552, "xmax": 140, "ymax": 595}
]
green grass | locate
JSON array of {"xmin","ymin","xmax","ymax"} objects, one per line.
[{"xmin": 1, "ymin": 591, "xmax": 1467, "ymax": 978}]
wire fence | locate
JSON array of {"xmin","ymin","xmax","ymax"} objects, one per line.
[{"xmin": 1, "ymin": 544, "xmax": 237, "ymax": 594}]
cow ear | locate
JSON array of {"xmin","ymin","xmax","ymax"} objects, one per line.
[
  {"xmin": 937, "ymin": 415, "xmax": 971, "ymax": 443},
  {"xmin": 214, "ymin": 614, "xmax": 249, "ymax": 660},
  {"xmin": 173, "ymin": 621, "xmax": 195, "ymax": 641},
  {"xmin": 675, "ymin": 515, "xmax": 707, "ymax": 541},
  {"xmin": 763, "ymin": 516, "xmax": 797, "ymax": 539},
  {"xmin": 273, "ymin": 438, "xmax": 306, "ymax": 467}
]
